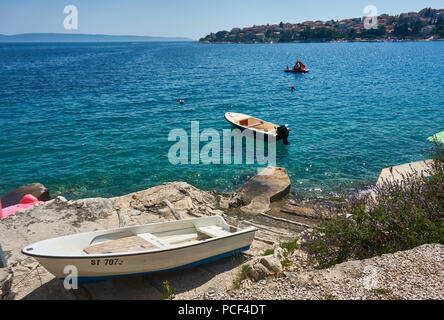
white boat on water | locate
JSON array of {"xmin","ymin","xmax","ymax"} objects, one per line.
[
  {"xmin": 22, "ymin": 215, "xmax": 257, "ymax": 283},
  {"xmin": 225, "ymin": 112, "xmax": 290, "ymax": 144}
]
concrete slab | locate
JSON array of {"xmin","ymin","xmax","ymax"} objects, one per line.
[
  {"xmin": 236, "ymin": 167, "xmax": 291, "ymax": 215},
  {"xmin": 376, "ymin": 159, "xmax": 433, "ymax": 186}
]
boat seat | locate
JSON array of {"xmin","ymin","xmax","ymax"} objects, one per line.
[
  {"xmin": 160, "ymin": 233, "xmax": 201, "ymax": 245},
  {"xmin": 247, "ymin": 122, "xmax": 262, "ymax": 128},
  {"xmin": 84, "ymin": 236, "xmax": 159, "ymax": 254},
  {"xmin": 138, "ymin": 232, "xmax": 172, "ymax": 248},
  {"xmin": 196, "ymin": 226, "xmax": 231, "ymax": 238}
]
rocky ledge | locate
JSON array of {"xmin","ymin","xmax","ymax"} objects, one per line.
[
  {"xmin": 0, "ymin": 181, "xmax": 225, "ymax": 299},
  {"xmin": 0, "ymin": 168, "xmax": 442, "ymax": 300},
  {"xmin": 0, "ymin": 176, "xmax": 290, "ymax": 300}
]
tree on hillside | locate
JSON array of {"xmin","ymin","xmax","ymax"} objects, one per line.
[
  {"xmin": 394, "ymin": 23, "xmax": 410, "ymax": 37},
  {"xmin": 279, "ymin": 31, "xmax": 293, "ymax": 42},
  {"xmin": 215, "ymin": 31, "xmax": 228, "ymax": 41},
  {"xmin": 435, "ymin": 17, "xmax": 444, "ymax": 38},
  {"xmin": 412, "ymin": 21, "xmax": 423, "ymax": 34},
  {"xmin": 344, "ymin": 28, "xmax": 357, "ymax": 40},
  {"xmin": 420, "ymin": 7, "xmax": 433, "ymax": 18}
]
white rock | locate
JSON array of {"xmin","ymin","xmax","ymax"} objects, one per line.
[{"xmin": 260, "ymin": 256, "xmax": 282, "ymax": 273}]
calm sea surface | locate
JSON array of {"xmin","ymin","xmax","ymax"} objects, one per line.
[{"xmin": 0, "ymin": 41, "xmax": 443, "ymax": 199}]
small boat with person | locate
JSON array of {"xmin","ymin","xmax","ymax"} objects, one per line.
[
  {"xmin": 225, "ymin": 112, "xmax": 290, "ymax": 144},
  {"xmin": 22, "ymin": 215, "xmax": 257, "ymax": 283},
  {"xmin": 285, "ymin": 61, "xmax": 309, "ymax": 73}
]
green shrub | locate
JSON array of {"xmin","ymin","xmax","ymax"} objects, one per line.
[
  {"xmin": 302, "ymin": 143, "xmax": 444, "ymax": 269},
  {"xmin": 262, "ymin": 249, "xmax": 275, "ymax": 256},
  {"xmin": 280, "ymin": 239, "xmax": 299, "ymax": 254},
  {"xmin": 232, "ymin": 264, "xmax": 251, "ymax": 289},
  {"xmin": 280, "ymin": 258, "xmax": 291, "ymax": 269},
  {"xmin": 162, "ymin": 280, "xmax": 176, "ymax": 300}
]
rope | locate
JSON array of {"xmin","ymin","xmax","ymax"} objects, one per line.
[{"xmin": 11, "ymin": 263, "xmax": 41, "ymax": 290}]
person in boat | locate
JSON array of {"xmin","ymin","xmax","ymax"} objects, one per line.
[
  {"xmin": 293, "ymin": 61, "xmax": 303, "ymax": 71},
  {"xmin": 297, "ymin": 61, "xmax": 307, "ymax": 72}
]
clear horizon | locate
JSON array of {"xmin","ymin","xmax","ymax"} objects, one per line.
[{"xmin": 0, "ymin": 1, "xmax": 443, "ymax": 40}]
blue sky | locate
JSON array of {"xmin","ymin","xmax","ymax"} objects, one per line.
[{"xmin": 0, "ymin": 0, "xmax": 442, "ymax": 39}]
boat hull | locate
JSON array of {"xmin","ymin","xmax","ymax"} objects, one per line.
[
  {"xmin": 25, "ymin": 229, "xmax": 255, "ymax": 282},
  {"xmin": 224, "ymin": 112, "xmax": 289, "ymax": 143},
  {"xmin": 284, "ymin": 69, "xmax": 309, "ymax": 73},
  {"xmin": 65, "ymin": 246, "xmax": 250, "ymax": 283}
]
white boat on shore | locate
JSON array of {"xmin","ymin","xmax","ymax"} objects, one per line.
[
  {"xmin": 225, "ymin": 112, "xmax": 290, "ymax": 144},
  {"xmin": 22, "ymin": 215, "xmax": 257, "ymax": 283}
]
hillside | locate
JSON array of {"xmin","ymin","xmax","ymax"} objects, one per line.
[{"xmin": 199, "ymin": 7, "xmax": 444, "ymax": 43}]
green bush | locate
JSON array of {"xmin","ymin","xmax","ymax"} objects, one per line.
[
  {"xmin": 232, "ymin": 264, "xmax": 251, "ymax": 289},
  {"xmin": 302, "ymin": 143, "xmax": 444, "ymax": 269},
  {"xmin": 162, "ymin": 280, "xmax": 176, "ymax": 300},
  {"xmin": 280, "ymin": 258, "xmax": 291, "ymax": 269},
  {"xmin": 262, "ymin": 248, "xmax": 275, "ymax": 256},
  {"xmin": 279, "ymin": 239, "xmax": 299, "ymax": 254}
]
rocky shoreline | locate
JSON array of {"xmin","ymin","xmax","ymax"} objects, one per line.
[
  {"xmin": 0, "ymin": 168, "xmax": 442, "ymax": 300},
  {"xmin": 0, "ymin": 168, "xmax": 295, "ymax": 300}
]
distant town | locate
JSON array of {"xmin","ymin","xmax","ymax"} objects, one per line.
[{"xmin": 199, "ymin": 8, "xmax": 444, "ymax": 43}]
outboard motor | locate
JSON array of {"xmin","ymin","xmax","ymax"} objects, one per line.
[{"xmin": 276, "ymin": 125, "xmax": 290, "ymax": 145}]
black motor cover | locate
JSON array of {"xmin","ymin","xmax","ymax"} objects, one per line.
[{"xmin": 276, "ymin": 125, "xmax": 290, "ymax": 145}]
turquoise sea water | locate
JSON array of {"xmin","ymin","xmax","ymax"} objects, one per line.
[{"xmin": 0, "ymin": 42, "xmax": 443, "ymax": 199}]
